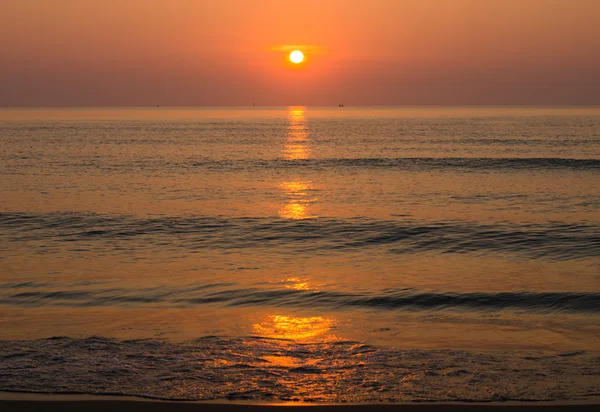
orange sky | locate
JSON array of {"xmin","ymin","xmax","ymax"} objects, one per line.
[{"xmin": 1, "ymin": 0, "xmax": 599, "ymax": 106}]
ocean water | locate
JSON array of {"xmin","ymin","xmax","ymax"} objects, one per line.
[{"xmin": 0, "ymin": 107, "xmax": 599, "ymax": 402}]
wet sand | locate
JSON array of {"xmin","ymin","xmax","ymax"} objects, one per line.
[{"xmin": 1, "ymin": 394, "xmax": 598, "ymax": 412}]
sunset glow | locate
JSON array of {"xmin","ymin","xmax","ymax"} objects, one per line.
[{"xmin": 1, "ymin": 0, "xmax": 598, "ymax": 105}]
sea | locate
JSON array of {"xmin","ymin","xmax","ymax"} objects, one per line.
[{"xmin": 0, "ymin": 106, "xmax": 599, "ymax": 403}]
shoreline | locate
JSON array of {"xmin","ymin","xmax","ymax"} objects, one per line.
[{"xmin": 1, "ymin": 393, "xmax": 599, "ymax": 411}]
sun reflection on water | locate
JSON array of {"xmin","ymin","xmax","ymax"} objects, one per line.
[
  {"xmin": 252, "ymin": 315, "xmax": 336, "ymax": 341},
  {"xmin": 282, "ymin": 277, "xmax": 311, "ymax": 291},
  {"xmin": 283, "ymin": 107, "xmax": 310, "ymax": 161},
  {"xmin": 278, "ymin": 107, "xmax": 318, "ymax": 220},
  {"xmin": 278, "ymin": 180, "xmax": 317, "ymax": 220},
  {"xmin": 278, "ymin": 202, "xmax": 308, "ymax": 220}
]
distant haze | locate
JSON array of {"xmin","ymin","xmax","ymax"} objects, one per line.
[{"xmin": 1, "ymin": 0, "xmax": 599, "ymax": 106}]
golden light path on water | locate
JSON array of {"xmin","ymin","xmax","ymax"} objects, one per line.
[
  {"xmin": 256, "ymin": 110, "xmax": 336, "ymax": 347},
  {"xmin": 252, "ymin": 315, "xmax": 337, "ymax": 341},
  {"xmin": 282, "ymin": 107, "xmax": 310, "ymax": 161},
  {"xmin": 278, "ymin": 181, "xmax": 316, "ymax": 219},
  {"xmin": 279, "ymin": 107, "xmax": 317, "ymax": 220},
  {"xmin": 284, "ymin": 277, "xmax": 310, "ymax": 291}
]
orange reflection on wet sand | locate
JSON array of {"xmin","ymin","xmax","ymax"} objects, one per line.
[{"xmin": 252, "ymin": 315, "xmax": 336, "ymax": 341}]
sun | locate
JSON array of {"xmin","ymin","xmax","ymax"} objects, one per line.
[{"xmin": 289, "ymin": 50, "xmax": 304, "ymax": 64}]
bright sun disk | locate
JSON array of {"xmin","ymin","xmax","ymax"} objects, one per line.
[{"xmin": 289, "ymin": 50, "xmax": 304, "ymax": 64}]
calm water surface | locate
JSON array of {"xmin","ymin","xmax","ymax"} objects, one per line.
[{"xmin": 0, "ymin": 107, "xmax": 599, "ymax": 402}]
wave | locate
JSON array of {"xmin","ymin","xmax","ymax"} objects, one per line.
[
  {"xmin": 2, "ymin": 212, "xmax": 599, "ymax": 260},
  {"xmin": 0, "ymin": 336, "xmax": 597, "ymax": 402},
  {"xmin": 1, "ymin": 283, "xmax": 598, "ymax": 313},
  {"xmin": 6, "ymin": 157, "xmax": 600, "ymax": 174},
  {"xmin": 210, "ymin": 157, "xmax": 600, "ymax": 172}
]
